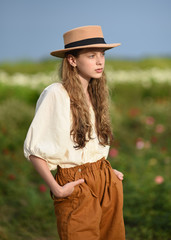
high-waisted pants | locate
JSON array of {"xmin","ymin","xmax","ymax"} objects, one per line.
[{"xmin": 51, "ymin": 157, "xmax": 125, "ymax": 240}]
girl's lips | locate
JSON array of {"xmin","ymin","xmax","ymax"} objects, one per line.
[{"xmin": 95, "ymin": 68, "xmax": 103, "ymax": 73}]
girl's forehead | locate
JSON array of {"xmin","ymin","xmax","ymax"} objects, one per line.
[{"xmin": 79, "ymin": 48, "xmax": 106, "ymax": 54}]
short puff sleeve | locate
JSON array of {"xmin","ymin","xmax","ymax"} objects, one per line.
[{"xmin": 23, "ymin": 83, "xmax": 70, "ymax": 170}]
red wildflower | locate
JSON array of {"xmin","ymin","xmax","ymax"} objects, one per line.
[
  {"xmin": 161, "ymin": 147, "xmax": 167, "ymax": 153},
  {"xmin": 128, "ymin": 108, "xmax": 140, "ymax": 118},
  {"xmin": 151, "ymin": 136, "xmax": 158, "ymax": 143},
  {"xmin": 39, "ymin": 184, "xmax": 47, "ymax": 193},
  {"xmin": 109, "ymin": 148, "xmax": 118, "ymax": 158},
  {"xmin": 155, "ymin": 176, "xmax": 164, "ymax": 184},
  {"xmin": 8, "ymin": 174, "xmax": 16, "ymax": 180},
  {"xmin": 155, "ymin": 124, "xmax": 165, "ymax": 133},
  {"xmin": 145, "ymin": 116, "xmax": 155, "ymax": 125},
  {"xmin": 136, "ymin": 138, "xmax": 144, "ymax": 149}
]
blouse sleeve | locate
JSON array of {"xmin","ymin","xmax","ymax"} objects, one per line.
[{"xmin": 23, "ymin": 83, "xmax": 70, "ymax": 171}]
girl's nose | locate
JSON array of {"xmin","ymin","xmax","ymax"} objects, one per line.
[{"xmin": 96, "ymin": 55, "xmax": 103, "ymax": 65}]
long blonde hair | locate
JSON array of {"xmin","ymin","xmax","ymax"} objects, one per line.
[{"xmin": 60, "ymin": 50, "xmax": 113, "ymax": 149}]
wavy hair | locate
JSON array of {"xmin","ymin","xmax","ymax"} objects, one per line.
[{"xmin": 60, "ymin": 50, "xmax": 114, "ymax": 149}]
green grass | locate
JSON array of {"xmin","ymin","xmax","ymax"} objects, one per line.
[
  {"xmin": 0, "ymin": 57, "xmax": 171, "ymax": 75},
  {"xmin": 0, "ymin": 59, "xmax": 60, "ymax": 75},
  {"xmin": 0, "ymin": 59, "xmax": 171, "ymax": 239}
]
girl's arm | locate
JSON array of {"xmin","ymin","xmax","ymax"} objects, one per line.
[{"xmin": 29, "ymin": 155, "xmax": 84, "ymax": 198}]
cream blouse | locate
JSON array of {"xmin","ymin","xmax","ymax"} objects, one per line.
[{"xmin": 24, "ymin": 83, "xmax": 110, "ymax": 171}]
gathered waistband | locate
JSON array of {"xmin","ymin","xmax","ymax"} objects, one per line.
[
  {"xmin": 50, "ymin": 157, "xmax": 113, "ymax": 200},
  {"xmin": 56, "ymin": 157, "xmax": 111, "ymax": 175}
]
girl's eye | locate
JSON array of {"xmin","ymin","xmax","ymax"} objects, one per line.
[{"xmin": 89, "ymin": 55, "xmax": 95, "ymax": 58}]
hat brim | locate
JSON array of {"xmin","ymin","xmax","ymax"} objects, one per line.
[{"xmin": 50, "ymin": 43, "xmax": 121, "ymax": 58}]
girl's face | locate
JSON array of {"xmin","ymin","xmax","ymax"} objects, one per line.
[{"xmin": 68, "ymin": 48, "xmax": 105, "ymax": 82}]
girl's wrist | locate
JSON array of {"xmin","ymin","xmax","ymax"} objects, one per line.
[{"xmin": 51, "ymin": 184, "xmax": 63, "ymax": 198}]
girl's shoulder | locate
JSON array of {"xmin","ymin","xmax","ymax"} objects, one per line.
[
  {"xmin": 36, "ymin": 83, "xmax": 70, "ymax": 111},
  {"xmin": 43, "ymin": 82, "xmax": 69, "ymax": 98}
]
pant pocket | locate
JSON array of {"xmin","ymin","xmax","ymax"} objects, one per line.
[
  {"xmin": 81, "ymin": 181, "xmax": 98, "ymax": 198},
  {"xmin": 86, "ymin": 183, "xmax": 98, "ymax": 198},
  {"xmin": 53, "ymin": 184, "xmax": 80, "ymax": 202}
]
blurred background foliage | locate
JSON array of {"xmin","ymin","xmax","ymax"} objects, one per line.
[{"xmin": 0, "ymin": 58, "xmax": 171, "ymax": 240}]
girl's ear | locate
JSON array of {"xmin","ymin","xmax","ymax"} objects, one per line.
[{"xmin": 67, "ymin": 54, "xmax": 77, "ymax": 67}]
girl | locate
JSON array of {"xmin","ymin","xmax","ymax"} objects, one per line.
[{"xmin": 24, "ymin": 25, "xmax": 125, "ymax": 240}]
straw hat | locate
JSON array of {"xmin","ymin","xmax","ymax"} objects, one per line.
[{"xmin": 50, "ymin": 25, "xmax": 121, "ymax": 58}]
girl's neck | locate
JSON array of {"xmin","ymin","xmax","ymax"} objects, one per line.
[{"xmin": 79, "ymin": 76, "xmax": 90, "ymax": 94}]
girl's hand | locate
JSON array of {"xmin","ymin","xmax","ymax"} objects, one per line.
[
  {"xmin": 53, "ymin": 178, "xmax": 84, "ymax": 198},
  {"xmin": 113, "ymin": 169, "xmax": 124, "ymax": 181}
]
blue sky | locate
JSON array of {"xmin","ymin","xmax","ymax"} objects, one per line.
[{"xmin": 1, "ymin": 0, "xmax": 171, "ymax": 62}]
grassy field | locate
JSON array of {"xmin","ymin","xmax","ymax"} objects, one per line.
[{"xmin": 0, "ymin": 58, "xmax": 171, "ymax": 240}]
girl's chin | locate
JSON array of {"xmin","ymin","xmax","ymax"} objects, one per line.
[
  {"xmin": 94, "ymin": 74, "xmax": 103, "ymax": 78},
  {"xmin": 91, "ymin": 72, "xmax": 103, "ymax": 78}
]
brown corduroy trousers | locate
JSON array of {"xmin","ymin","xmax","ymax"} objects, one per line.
[{"xmin": 51, "ymin": 157, "xmax": 125, "ymax": 240}]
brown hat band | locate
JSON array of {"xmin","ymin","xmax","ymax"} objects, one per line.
[{"xmin": 65, "ymin": 37, "xmax": 106, "ymax": 49}]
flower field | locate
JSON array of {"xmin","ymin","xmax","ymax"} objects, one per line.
[{"xmin": 0, "ymin": 58, "xmax": 171, "ymax": 240}]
